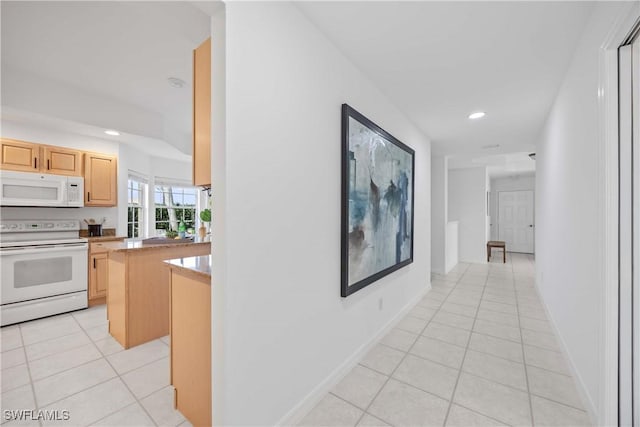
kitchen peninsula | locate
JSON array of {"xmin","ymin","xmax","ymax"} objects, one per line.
[
  {"xmin": 165, "ymin": 255, "xmax": 212, "ymax": 427},
  {"xmin": 93, "ymin": 238, "xmax": 211, "ymax": 349}
]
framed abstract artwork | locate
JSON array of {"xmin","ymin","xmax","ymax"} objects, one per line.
[{"xmin": 341, "ymin": 104, "xmax": 415, "ymax": 297}]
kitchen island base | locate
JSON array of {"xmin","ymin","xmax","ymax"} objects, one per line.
[
  {"xmin": 105, "ymin": 242, "xmax": 210, "ymax": 349},
  {"xmin": 167, "ymin": 256, "xmax": 212, "ymax": 427}
]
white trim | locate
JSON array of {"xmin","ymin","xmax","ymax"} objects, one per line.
[
  {"xmin": 598, "ymin": 5, "xmax": 640, "ymax": 426},
  {"xmin": 275, "ymin": 283, "xmax": 433, "ymax": 426},
  {"xmin": 153, "ymin": 176, "xmax": 192, "ymax": 187},
  {"xmin": 127, "ymin": 169, "xmax": 149, "ymax": 184}
]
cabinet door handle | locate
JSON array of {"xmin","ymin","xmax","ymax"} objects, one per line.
[
  {"xmin": 34, "ymin": 158, "xmax": 37, "ymax": 169},
  {"xmin": 47, "ymin": 159, "xmax": 50, "ymax": 170},
  {"xmin": 93, "ymin": 258, "xmax": 96, "ymax": 269},
  {"xmin": 88, "ymin": 192, "xmax": 91, "ymax": 202}
]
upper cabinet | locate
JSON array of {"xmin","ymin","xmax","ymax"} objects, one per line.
[
  {"xmin": 1, "ymin": 139, "xmax": 83, "ymax": 176},
  {"xmin": 42, "ymin": 146, "xmax": 83, "ymax": 176},
  {"xmin": 1, "ymin": 138, "xmax": 118, "ymax": 207},
  {"xmin": 193, "ymin": 37, "xmax": 211, "ymax": 187},
  {"xmin": 1, "ymin": 138, "xmax": 40, "ymax": 172},
  {"xmin": 84, "ymin": 152, "xmax": 117, "ymax": 206}
]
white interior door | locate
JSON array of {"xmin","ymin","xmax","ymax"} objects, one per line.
[{"xmin": 498, "ymin": 190, "xmax": 534, "ymax": 253}]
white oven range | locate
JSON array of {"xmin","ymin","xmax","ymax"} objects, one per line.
[{"xmin": 0, "ymin": 220, "xmax": 88, "ymax": 326}]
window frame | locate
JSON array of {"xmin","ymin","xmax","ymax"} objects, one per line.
[
  {"xmin": 153, "ymin": 183, "xmax": 200, "ymax": 234},
  {"xmin": 127, "ymin": 176, "xmax": 147, "ymax": 238}
]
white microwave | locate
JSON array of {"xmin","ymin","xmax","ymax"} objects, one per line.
[{"xmin": 0, "ymin": 170, "xmax": 84, "ymax": 207}]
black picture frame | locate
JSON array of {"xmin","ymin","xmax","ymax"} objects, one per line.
[{"xmin": 341, "ymin": 104, "xmax": 415, "ymax": 297}]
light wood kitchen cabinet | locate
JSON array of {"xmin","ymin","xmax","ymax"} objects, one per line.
[
  {"xmin": 105, "ymin": 241, "xmax": 211, "ymax": 349},
  {"xmin": 192, "ymin": 37, "xmax": 211, "ymax": 187},
  {"xmin": 167, "ymin": 258, "xmax": 211, "ymax": 427},
  {"xmin": 89, "ymin": 253, "xmax": 108, "ymax": 304},
  {"xmin": 88, "ymin": 237, "xmax": 124, "ymax": 306},
  {"xmin": 2, "ymin": 139, "xmax": 83, "ymax": 177},
  {"xmin": 42, "ymin": 146, "xmax": 83, "ymax": 176},
  {"xmin": 84, "ymin": 152, "xmax": 117, "ymax": 206},
  {"xmin": 1, "ymin": 138, "xmax": 40, "ymax": 172}
]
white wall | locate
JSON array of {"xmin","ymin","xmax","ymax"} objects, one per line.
[
  {"xmin": 445, "ymin": 221, "xmax": 459, "ymax": 272},
  {"xmin": 490, "ymin": 174, "xmax": 535, "ymax": 240},
  {"xmin": 218, "ymin": 3, "xmax": 431, "ymax": 424},
  {"xmin": 118, "ymin": 145, "xmax": 192, "ymax": 237},
  {"xmin": 448, "ymin": 167, "xmax": 488, "ymax": 263},
  {"xmin": 431, "ymin": 156, "xmax": 448, "ymax": 274},
  {"xmin": 210, "ymin": 5, "xmax": 226, "ymax": 425},
  {"xmin": 535, "ymin": 2, "xmax": 632, "ymax": 421}
]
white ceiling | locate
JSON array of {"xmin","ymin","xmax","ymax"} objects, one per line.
[
  {"xmin": 1, "ymin": 1, "xmax": 594, "ymax": 167},
  {"xmin": 297, "ymin": 1, "xmax": 594, "ymax": 160},
  {"xmin": 1, "ymin": 1, "xmax": 212, "ymax": 158}
]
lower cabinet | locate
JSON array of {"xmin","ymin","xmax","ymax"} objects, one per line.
[
  {"xmin": 89, "ymin": 253, "xmax": 108, "ymax": 303},
  {"xmin": 169, "ymin": 268, "xmax": 211, "ymax": 427},
  {"xmin": 88, "ymin": 238, "xmax": 124, "ymax": 306}
]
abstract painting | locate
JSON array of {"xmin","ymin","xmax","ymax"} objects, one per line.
[{"xmin": 341, "ymin": 104, "xmax": 415, "ymax": 297}]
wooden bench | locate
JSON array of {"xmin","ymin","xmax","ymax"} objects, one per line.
[{"xmin": 487, "ymin": 241, "xmax": 506, "ymax": 263}]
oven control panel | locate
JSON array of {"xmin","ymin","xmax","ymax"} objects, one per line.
[{"xmin": 0, "ymin": 220, "xmax": 80, "ymax": 232}]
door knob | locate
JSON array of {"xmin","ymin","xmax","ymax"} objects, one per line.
[{"xmin": 529, "ymin": 225, "xmax": 534, "ymax": 227}]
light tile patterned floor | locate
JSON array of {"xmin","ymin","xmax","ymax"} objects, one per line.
[
  {"xmin": 0, "ymin": 305, "xmax": 192, "ymax": 427},
  {"xmin": 299, "ymin": 254, "xmax": 593, "ymax": 427}
]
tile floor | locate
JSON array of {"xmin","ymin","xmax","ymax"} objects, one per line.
[
  {"xmin": 299, "ymin": 253, "xmax": 593, "ymax": 427},
  {"xmin": 1, "ymin": 254, "xmax": 592, "ymax": 427},
  {"xmin": 0, "ymin": 305, "xmax": 192, "ymax": 427}
]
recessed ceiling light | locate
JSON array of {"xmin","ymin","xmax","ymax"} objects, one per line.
[
  {"xmin": 104, "ymin": 130, "xmax": 120, "ymax": 136},
  {"xmin": 168, "ymin": 77, "xmax": 186, "ymax": 88},
  {"xmin": 469, "ymin": 112, "xmax": 486, "ymax": 119}
]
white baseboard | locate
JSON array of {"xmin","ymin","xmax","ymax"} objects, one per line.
[
  {"xmin": 275, "ymin": 283, "xmax": 433, "ymax": 426},
  {"xmin": 533, "ymin": 281, "xmax": 598, "ymax": 424},
  {"xmin": 444, "ymin": 261, "xmax": 457, "ymax": 274}
]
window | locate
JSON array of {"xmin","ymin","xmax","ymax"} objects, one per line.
[
  {"xmin": 154, "ymin": 185, "xmax": 198, "ymax": 233},
  {"xmin": 127, "ymin": 177, "xmax": 146, "ymax": 238}
]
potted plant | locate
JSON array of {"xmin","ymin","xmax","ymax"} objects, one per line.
[{"xmin": 199, "ymin": 208, "xmax": 211, "ymax": 238}]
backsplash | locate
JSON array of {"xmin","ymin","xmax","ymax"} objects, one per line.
[
  {"xmin": 79, "ymin": 228, "xmax": 117, "ymax": 237},
  {"xmin": 0, "ymin": 206, "xmax": 118, "ymax": 231}
]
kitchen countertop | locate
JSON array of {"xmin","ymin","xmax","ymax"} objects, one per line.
[
  {"xmin": 94, "ymin": 237, "xmax": 210, "ymax": 253},
  {"xmin": 165, "ymin": 255, "xmax": 211, "ymax": 280}
]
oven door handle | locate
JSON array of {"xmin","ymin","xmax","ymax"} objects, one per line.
[{"xmin": 0, "ymin": 244, "xmax": 88, "ymax": 256}]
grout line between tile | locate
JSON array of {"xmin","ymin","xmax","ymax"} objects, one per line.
[
  {"xmin": 441, "ymin": 264, "xmax": 487, "ymax": 426},
  {"xmin": 9, "ymin": 307, "xmax": 177, "ymax": 427},
  {"xmin": 515, "ymin": 255, "xmax": 536, "ymax": 427},
  {"xmin": 351, "ymin": 264, "xmax": 464, "ymax": 426},
  {"xmin": 528, "ymin": 392, "xmax": 591, "ymax": 413},
  {"xmin": 85, "ymin": 332, "xmax": 166, "ymax": 427}
]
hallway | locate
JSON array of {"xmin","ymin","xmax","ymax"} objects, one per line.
[{"xmin": 299, "ymin": 254, "xmax": 590, "ymax": 426}]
